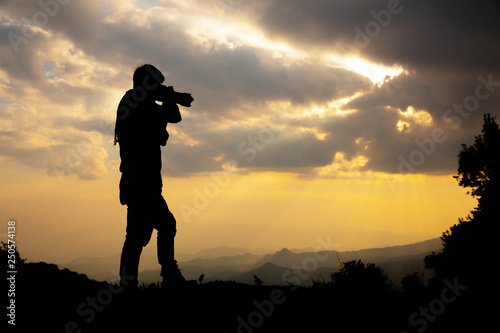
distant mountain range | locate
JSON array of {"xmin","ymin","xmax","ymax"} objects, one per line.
[{"xmin": 62, "ymin": 238, "xmax": 442, "ymax": 286}]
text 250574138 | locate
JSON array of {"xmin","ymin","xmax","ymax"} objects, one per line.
[{"xmin": 7, "ymin": 220, "xmax": 17, "ymax": 326}]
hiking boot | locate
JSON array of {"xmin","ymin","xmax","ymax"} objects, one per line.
[{"xmin": 161, "ymin": 261, "xmax": 187, "ymax": 288}]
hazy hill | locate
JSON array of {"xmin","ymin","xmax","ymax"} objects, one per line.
[
  {"xmin": 182, "ymin": 252, "xmax": 264, "ymax": 267},
  {"xmin": 231, "ymin": 262, "xmax": 288, "ymax": 285},
  {"xmin": 178, "ymin": 245, "xmax": 272, "ymax": 261},
  {"xmin": 229, "ymin": 262, "xmax": 336, "ymax": 286},
  {"xmin": 62, "ymin": 246, "xmax": 267, "ymax": 280},
  {"xmin": 251, "ymin": 247, "xmax": 340, "ymax": 269},
  {"xmin": 62, "ymin": 254, "xmax": 121, "ymax": 281},
  {"xmin": 62, "ymin": 238, "xmax": 442, "ymax": 285},
  {"xmin": 252, "ymin": 238, "xmax": 442, "ymax": 269},
  {"xmin": 337, "ymin": 238, "xmax": 443, "ymax": 263}
]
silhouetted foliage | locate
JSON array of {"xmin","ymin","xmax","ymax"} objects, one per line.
[
  {"xmin": 253, "ymin": 274, "xmax": 263, "ymax": 286},
  {"xmin": 311, "ymin": 259, "xmax": 395, "ymax": 303},
  {"xmin": 308, "ymin": 259, "xmax": 403, "ymax": 331},
  {"xmin": 1, "ymin": 241, "xmax": 26, "ymax": 269},
  {"xmin": 453, "ymin": 113, "xmax": 500, "ymax": 221},
  {"xmin": 332, "ymin": 260, "xmax": 393, "ymax": 295},
  {"xmin": 401, "ymin": 271, "xmax": 425, "ymax": 296},
  {"xmin": 415, "ymin": 115, "xmax": 500, "ymax": 331},
  {"xmin": 425, "ymin": 114, "xmax": 499, "ymax": 287}
]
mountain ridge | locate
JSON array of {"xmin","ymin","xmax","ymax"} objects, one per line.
[{"xmin": 61, "ymin": 237, "xmax": 442, "ymax": 285}]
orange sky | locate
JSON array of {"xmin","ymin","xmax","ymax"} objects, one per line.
[{"xmin": 0, "ymin": 159, "xmax": 476, "ymax": 264}]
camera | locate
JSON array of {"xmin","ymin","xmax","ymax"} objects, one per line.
[{"xmin": 155, "ymin": 85, "xmax": 194, "ymax": 107}]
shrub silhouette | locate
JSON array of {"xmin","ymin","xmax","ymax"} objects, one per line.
[
  {"xmin": 253, "ymin": 274, "xmax": 263, "ymax": 286},
  {"xmin": 1, "ymin": 241, "xmax": 26, "ymax": 269},
  {"xmin": 401, "ymin": 271, "xmax": 425, "ymax": 296},
  {"xmin": 312, "ymin": 259, "xmax": 394, "ymax": 301},
  {"xmin": 332, "ymin": 260, "xmax": 393, "ymax": 295}
]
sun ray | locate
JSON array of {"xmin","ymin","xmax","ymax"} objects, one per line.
[{"xmin": 327, "ymin": 54, "xmax": 406, "ymax": 85}]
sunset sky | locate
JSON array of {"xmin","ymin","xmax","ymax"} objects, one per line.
[{"xmin": 1, "ymin": 0, "xmax": 499, "ymax": 265}]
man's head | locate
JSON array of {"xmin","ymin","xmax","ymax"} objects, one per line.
[{"xmin": 133, "ymin": 64, "xmax": 165, "ymax": 88}]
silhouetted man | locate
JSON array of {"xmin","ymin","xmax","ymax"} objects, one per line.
[{"xmin": 114, "ymin": 64, "xmax": 193, "ymax": 289}]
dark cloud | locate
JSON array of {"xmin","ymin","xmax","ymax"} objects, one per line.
[
  {"xmin": 320, "ymin": 71, "xmax": 500, "ymax": 175},
  {"xmin": 252, "ymin": 0, "xmax": 500, "ymax": 70},
  {"xmin": 0, "ymin": 0, "xmax": 102, "ymax": 44}
]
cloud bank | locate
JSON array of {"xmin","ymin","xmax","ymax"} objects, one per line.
[{"xmin": 1, "ymin": 0, "xmax": 499, "ymax": 180}]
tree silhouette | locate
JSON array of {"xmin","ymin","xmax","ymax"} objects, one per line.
[
  {"xmin": 453, "ymin": 113, "xmax": 500, "ymax": 222},
  {"xmin": 425, "ymin": 113, "xmax": 499, "ymax": 285},
  {"xmin": 419, "ymin": 115, "xmax": 500, "ymax": 332}
]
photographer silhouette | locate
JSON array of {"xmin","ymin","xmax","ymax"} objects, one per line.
[{"xmin": 114, "ymin": 64, "xmax": 193, "ymax": 289}]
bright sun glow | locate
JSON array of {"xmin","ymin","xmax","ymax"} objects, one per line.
[
  {"xmin": 313, "ymin": 152, "xmax": 370, "ymax": 177},
  {"xmin": 394, "ymin": 105, "xmax": 433, "ymax": 132},
  {"xmin": 328, "ymin": 55, "xmax": 406, "ymax": 85},
  {"xmin": 400, "ymin": 106, "xmax": 433, "ymax": 125},
  {"xmin": 185, "ymin": 11, "xmax": 405, "ymax": 85},
  {"xmin": 186, "ymin": 14, "xmax": 303, "ymax": 57}
]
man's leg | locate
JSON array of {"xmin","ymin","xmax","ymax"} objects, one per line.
[
  {"xmin": 155, "ymin": 196, "xmax": 185, "ymax": 285},
  {"xmin": 120, "ymin": 203, "xmax": 154, "ymax": 288}
]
